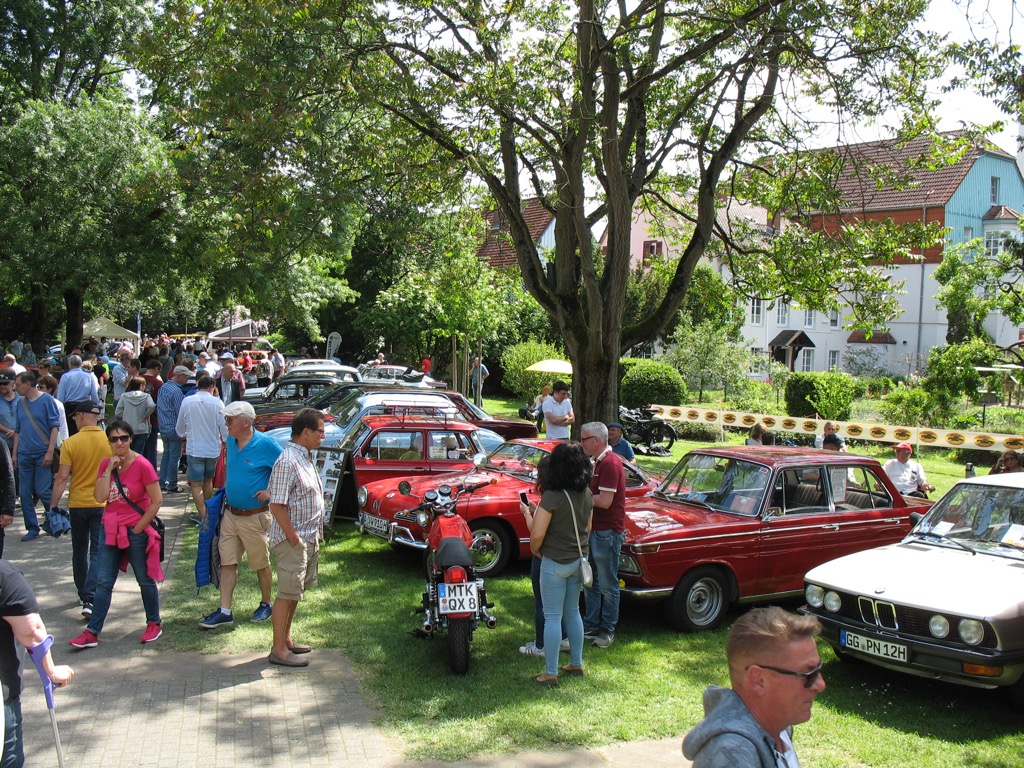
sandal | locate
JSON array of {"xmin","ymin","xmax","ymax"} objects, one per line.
[
  {"xmin": 533, "ymin": 673, "xmax": 559, "ymax": 687},
  {"xmin": 560, "ymin": 665, "xmax": 584, "ymax": 676},
  {"xmin": 288, "ymin": 643, "xmax": 312, "ymax": 654}
]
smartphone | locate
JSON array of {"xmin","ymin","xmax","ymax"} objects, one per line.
[{"xmin": 519, "ymin": 491, "xmax": 529, "ymax": 506}]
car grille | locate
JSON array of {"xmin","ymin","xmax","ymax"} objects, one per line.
[
  {"xmin": 829, "ymin": 590, "xmax": 997, "ymax": 650},
  {"xmin": 394, "ymin": 510, "xmax": 418, "ymax": 523}
]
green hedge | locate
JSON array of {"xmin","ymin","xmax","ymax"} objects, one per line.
[
  {"xmin": 620, "ymin": 359, "xmax": 687, "ymax": 408},
  {"xmin": 784, "ymin": 372, "xmax": 857, "ymax": 420},
  {"xmin": 499, "ymin": 341, "xmax": 567, "ymax": 400}
]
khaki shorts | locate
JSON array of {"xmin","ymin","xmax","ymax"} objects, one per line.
[
  {"xmin": 272, "ymin": 538, "xmax": 319, "ymax": 601},
  {"xmin": 218, "ymin": 510, "xmax": 271, "ymax": 570}
]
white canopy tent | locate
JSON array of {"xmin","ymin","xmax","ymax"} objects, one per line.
[{"xmin": 82, "ymin": 316, "xmax": 139, "ymax": 341}]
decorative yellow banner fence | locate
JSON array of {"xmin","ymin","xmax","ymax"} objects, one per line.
[{"xmin": 647, "ymin": 405, "xmax": 1024, "ymax": 454}]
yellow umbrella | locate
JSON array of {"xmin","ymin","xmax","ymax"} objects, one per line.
[{"xmin": 524, "ymin": 359, "xmax": 573, "ymax": 376}]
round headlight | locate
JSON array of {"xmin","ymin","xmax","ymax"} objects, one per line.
[
  {"xmin": 823, "ymin": 591, "xmax": 842, "ymax": 613},
  {"xmin": 959, "ymin": 619, "xmax": 984, "ymax": 646},
  {"xmin": 357, "ymin": 486, "xmax": 368, "ymax": 507},
  {"xmin": 417, "ymin": 511, "xmax": 430, "ymax": 529},
  {"xmin": 805, "ymin": 585, "xmax": 825, "ymax": 608},
  {"xmin": 928, "ymin": 614, "xmax": 950, "ymax": 638}
]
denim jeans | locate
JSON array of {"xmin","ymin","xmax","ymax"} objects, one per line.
[
  {"xmin": 583, "ymin": 528, "xmax": 627, "ymax": 634},
  {"xmin": 130, "ymin": 433, "xmax": 148, "ymax": 455},
  {"xmin": 143, "ymin": 429, "xmax": 158, "ymax": 469},
  {"xmin": 70, "ymin": 507, "xmax": 104, "ymax": 604},
  {"xmin": 88, "ymin": 528, "xmax": 161, "ymax": 635},
  {"xmin": 531, "ymin": 555, "xmax": 567, "ymax": 648},
  {"xmin": 539, "ymin": 556, "xmax": 584, "ymax": 676},
  {"xmin": 17, "ymin": 452, "xmax": 51, "ymax": 534},
  {"xmin": 2, "ymin": 696, "xmax": 23, "ymax": 768},
  {"xmin": 159, "ymin": 433, "xmax": 182, "ymax": 489}
]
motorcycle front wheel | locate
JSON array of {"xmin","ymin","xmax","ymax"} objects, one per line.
[
  {"xmin": 645, "ymin": 421, "xmax": 676, "ymax": 453},
  {"xmin": 448, "ymin": 617, "xmax": 471, "ymax": 674}
]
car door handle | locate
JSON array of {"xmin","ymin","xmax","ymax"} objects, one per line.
[{"xmin": 821, "ymin": 523, "xmax": 839, "ymax": 531}]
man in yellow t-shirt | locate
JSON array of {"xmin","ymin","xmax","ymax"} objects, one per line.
[{"xmin": 50, "ymin": 402, "xmax": 112, "ymax": 617}]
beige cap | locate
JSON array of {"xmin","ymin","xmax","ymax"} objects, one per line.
[{"xmin": 221, "ymin": 401, "xmax": 256, "ymax": 419}]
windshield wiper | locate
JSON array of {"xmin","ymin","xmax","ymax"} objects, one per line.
[{"xmin": 914, "ymin": 530, "xmax": 976, "ymax": 556}]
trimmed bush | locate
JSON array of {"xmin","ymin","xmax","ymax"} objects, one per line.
[
  {"xmin": 620, "ymin": 359, "xmax": 687, "ymax": 408},
  {"xmin": 675, "ymin": 420, "xmax": 721, "ymax": 442},
  {"xmin": 500, "ymin": 341, "xmax": 567, "ymax": 400},
  {"xmin": 784, "ymin": 372, "xmax": 857, "ymax": 420}
]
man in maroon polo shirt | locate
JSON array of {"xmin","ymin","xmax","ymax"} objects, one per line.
[{"xmin": 580, "ymin": 421, "xmax": 626, "ymax": 648}]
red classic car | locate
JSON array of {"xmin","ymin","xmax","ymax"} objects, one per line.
[
  {"xmin": 356, "ymin": 439, "xmax": 659, "ymax": 576},
  {"xmin": 618, "ymin": 446, "xmax": 933, "ymax": 632}
]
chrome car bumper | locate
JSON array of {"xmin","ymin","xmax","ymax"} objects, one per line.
[
  {"xmin": 807, "ymin": 609, "xmax": 1024, "ymax": 689},
  {"xmin": 356, "ymin": 512, "xmax": 427, "ymax": 550},
  {"xmin": 619, "ymin": 585, "xmax": 673, "ymax": 601}
]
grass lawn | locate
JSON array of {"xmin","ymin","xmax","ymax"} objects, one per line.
[{"xmin": 159, "ymin": 395, "xmax": 1022, "ymax": 763}]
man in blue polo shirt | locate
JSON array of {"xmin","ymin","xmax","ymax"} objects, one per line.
[{"xmin": 199, "ymin": 400, "xmax": 283, "ymax": 629}]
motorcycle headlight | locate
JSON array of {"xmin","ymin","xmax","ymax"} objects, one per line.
[
  {"xmin": 357, "ymin": 486, "xmax": 368, "ymax": 508},
  {"xmin": 805, "ymin": 584, "xmax": 824, "ymax": 608},
  {"xmin": 823, "ymin": 591, "xmax": 841, "ymax": 613},
  {"xmin": 959, "ymin": 619, "xmax": 984, "ymax": 646},
  {"xmin": 928, "ymin": 614, "xmax": 950, "ymax": 639}
]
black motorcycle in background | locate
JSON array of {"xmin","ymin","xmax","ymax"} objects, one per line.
[{"xmin": 618, "ymin": 405, "xmax": 677, "ymax": 455}]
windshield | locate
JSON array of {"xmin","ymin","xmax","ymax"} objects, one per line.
[
  {"xmin": 656, "ymin": 452, "xmax": 770, "ymax": 516},
  {"xmin": 914, "ymin": 482, "xmax": 1024, "ymax": 555},
  {"xmin": 337, "ymin": 419, "xmax": 371, "ymax": 453},
  {"xmin": 482, "ymin": 442, "xmax": 547, "ymax": 481}
]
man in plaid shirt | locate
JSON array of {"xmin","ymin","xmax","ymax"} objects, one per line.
[{"xmin": 267, "ymin": 408, "xmax": 324, "ymax": 668}]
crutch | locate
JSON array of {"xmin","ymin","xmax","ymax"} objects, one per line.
[{"xmin": 25, "ymin": 634, "xmax": 66, "ymax": 768}]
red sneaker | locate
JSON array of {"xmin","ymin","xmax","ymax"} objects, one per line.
[
  {"xmin": 68, "ymin": 630, "xmax": 98, "ymax": 649},
  {"xmin": 140, "ymin": 622, "xmax": 163, "ymax": 644}
]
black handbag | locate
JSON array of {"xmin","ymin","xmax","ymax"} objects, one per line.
[{"xmin": 111, "ymin": 468, "xmax": 166, "ymax": 562}]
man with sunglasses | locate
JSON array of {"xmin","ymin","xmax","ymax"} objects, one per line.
[{"xmin": 683, "ymin": 607, "xmax": 825, "ymax": 767}]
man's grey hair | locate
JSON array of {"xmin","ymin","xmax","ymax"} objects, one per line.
[
  {"xmin": 581, "ymin": 422, "xmax": 608, "ymax": 444},
  {"xmin": 66, "ymin": 354, "xmax": 82, "ymax": 368}
]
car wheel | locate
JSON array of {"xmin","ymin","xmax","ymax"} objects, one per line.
[
  {"xmin": 448, "ymin": 617, "xmax": 472, "ymax": 675},
  {"xmin": 646, "ymin": 422, "xmax": 675, "ymax": 453},
  {"xmin": 664, "ymin": 566, "xmax": 731, "ymax": 632},
  {"xmin": 468, "ymin": 520, "xmax": 513, "ymax": 577}
]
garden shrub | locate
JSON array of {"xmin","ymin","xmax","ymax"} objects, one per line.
[
  {"xmin": 730, "ymin": 381, "xmax": 774, "ymax": 414},
  {"xmin": 499, "ymin": 340, "xmax": 567, "ymax": 400},
  {"xmin": 878, "ymin": 385, "xmax": 931, "ymax": 426},
  {"xmin": 674, "ymin": 421, "xmax": 721, "ymax": 442},
  {"xmin": 620, "ymin": 359, "xmax": 687, "ymax": 408},
  {"xmin": 784, "ymin": 372, "xmax": 857, "ymax": 420},
  {"xmin": 618, "ymin": 357, "xmax": 646, "ymax": 383}
]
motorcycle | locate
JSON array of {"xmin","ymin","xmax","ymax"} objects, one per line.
[
  {"xmin": 396, "ymin": 479, "xmax": 497, "ymax": 674},
  {"xmin": 618, "ymin": 405, "xmax": 677, "ymax": 455}
]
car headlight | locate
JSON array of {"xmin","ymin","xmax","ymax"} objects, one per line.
[
  {"xmin": 357, "ymin": 486, "xmax": 368, "ymax": 507},
  {"xmin": 805, "ymin": 584, "xmax": 824, "ymax": 608},
  {"xmin": 823, "ymin": 591, "xmax": 841, "ymax": 613},
  {"xmin": 617, "ymin": 553, "xmax": 641, "ymax": 576},
  {"xmin": 928, "ymin": 614, "xmax": 950, "ymax": 639},
  {"xmin": 417, "ymin": 511, "xmax": 430, "ymax": 529},
  {"xmin": 959, "ymin": 619, "xmax": 984, "ymax": 646}
]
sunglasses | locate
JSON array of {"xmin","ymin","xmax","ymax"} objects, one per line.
[
  {"xmin": 108, "ymin": 435, "xmax": 132, "ymax": 444},
  {"xmin": 748, "ymin": 660, "xmax": 824, "ymax": 688}
]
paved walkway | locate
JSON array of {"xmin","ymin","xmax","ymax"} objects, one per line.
[{"xmin": 7, "ymin": 488, "xmax": 686, "ymax": 768}]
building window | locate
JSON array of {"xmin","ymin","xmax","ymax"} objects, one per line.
[
  {"xmin": 750, "ymin": 298, "xmax": 763, "ymax": 326},
  {"xmin": 641, "ymin": 240, "xmax": 663, "ymax": 267},
  {"xmin": 964, "ymin": 226, "xmax": 973, "ymax": 241},
  {"xmin": 985, "ymin": 231, "xmax": 1008, "ymax": 259},
  {"xmin": 828, "ymin": 350, "xmax": 840, "ymax": 371},
  {"xmin": 801, "ymin": 349, "xmax": 814, "ymax": 372},
  {"xmin": 750, "ymin": 347, "xmax": 765, "ymax": 371},
  {"xmin": 829, "ymin": 309, "xmax": 840, "ymax": 328},
  {"xmin": 777, "ymin": 302, "xmax": 790, "ymax": 326},
  {"xmin": 991, "ymin": 176, "xmax": 1000, "ymax": 205},
  {"xmin": 803, "ymin": 309, "xmax": 814, "ymax": 328}
]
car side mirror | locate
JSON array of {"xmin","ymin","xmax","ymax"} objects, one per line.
[
  {"xmin": 473, "ymin": 453, "xmax": 487, "ymax": 467},
  {"xmin": 767, "ymin": 506, "xmax": 783, "ymax": 517}
]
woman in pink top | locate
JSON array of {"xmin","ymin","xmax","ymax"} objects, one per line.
[{"xmin": 68, "ymin": 420, "xmax": 164, "ymax": 649}]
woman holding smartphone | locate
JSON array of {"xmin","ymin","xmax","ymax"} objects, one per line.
[
  {"xmin": 522, "ymin": 442, "xmax": 593, "ymax": 686},
  {"xmin": 68, "ymin": 420, "xmax": 164, "ymax": 649}
]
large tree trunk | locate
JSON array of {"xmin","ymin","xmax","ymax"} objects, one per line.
[
  {"xmin": 27, "ymin": 288, "xmax": 51, "ymax": 355},
  {"xmin": 64, "ymin": 289, "xmax": 85, "ymax": 352}
]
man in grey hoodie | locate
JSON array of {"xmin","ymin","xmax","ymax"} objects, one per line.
[{"xmin": 682, "ymin": 607, "xmax": 825, "ymax": 767}]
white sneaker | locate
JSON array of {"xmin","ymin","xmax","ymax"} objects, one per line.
[
  {"xmin": 518, "ymin": 641, "xmax": 545, "ymax": 657},
  {"xmin": 560, "ymin": 638, "xmax": 570, "ymax": 652}
]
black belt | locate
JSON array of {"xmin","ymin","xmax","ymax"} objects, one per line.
[{"xmin": 225, "ymin": 504, "xmax": 269, "ymax": 517}]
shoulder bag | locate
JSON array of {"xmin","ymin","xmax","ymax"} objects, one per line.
[
  {"xmin": 564, "ymin": 489, "xmax": 593, "ymax": 588},
  {"xmin": 111, "ymin": 467, "xmax": 165, "ymax": 562}
]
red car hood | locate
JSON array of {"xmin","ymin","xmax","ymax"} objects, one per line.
[{"xmin": 623, "ymin": 496, "xmax": 756, "ymax": 544}]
